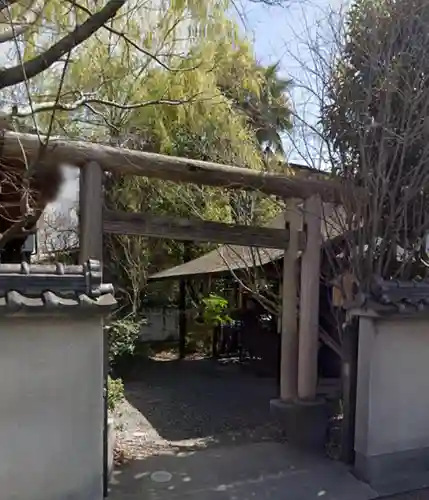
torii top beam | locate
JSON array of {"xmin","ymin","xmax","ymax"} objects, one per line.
[{"xmin": 1, "ymin": 130, "xmax": 347, "ymax": 203}]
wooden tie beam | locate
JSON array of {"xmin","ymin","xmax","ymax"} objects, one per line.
[{"xmin": 103, "ymin": 210, "xmax": 290, "ymax": 249}]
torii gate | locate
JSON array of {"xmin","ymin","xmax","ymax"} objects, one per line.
[{"xmin": 1, "ymin": 129, "xmax": 347, "ymax": 443}]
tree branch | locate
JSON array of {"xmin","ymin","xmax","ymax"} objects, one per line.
[
  {"xmin": 0, "ymin": 208, "xmax": 43, "ymax": 249},
  {"xmin": 248, "ymin": 0, "xmax": 289, "ymax": 4},
  {"xmin": 1, "ymin": 93, "xmax": 201, "ymax": 118},
  {"xmin": 0, "ymin": 0, "xmax": 44, "ymax": 45},
  {"xmin": 0, "ymin": 22, "xmax": 32, "ymax": 44},
  {"xmin": 0, "ymin": 0, "xmax": 19, "ymax": 14},
  {"xmin": 68, "ymin": 0, "xmax": 201, "ymax": 73},
  {"xmin": 0, "ymin": 0, "xmax": 127, "ymax": 90}
]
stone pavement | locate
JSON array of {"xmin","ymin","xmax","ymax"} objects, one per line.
[
  {"xmin": 109, "ymin": 441, "xmax": 377, "ymax": 500},
  {"xmin": 108, "ymin": 357, "xmax": 429, "ymax": 500}
]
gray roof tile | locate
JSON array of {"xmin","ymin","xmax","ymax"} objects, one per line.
[
  {"xmin": 350, "ymin": 276, "xmax": 429, "ymax": 315},
  {"xmin": 0, "ymin": 260, "xmax": 116, "ymax": 315}
]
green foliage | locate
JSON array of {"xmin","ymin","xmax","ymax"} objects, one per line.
[
  {"xmin": 107, "ymin": 317, "xmax": 142, "ymax": 365},
  {"xmin": 322, "ymin": 0, "xmax": 429, "ymax": 281},
  {"xmin": 201, "ymin": 293, "xmax": 232, "ymax": 326},
  {"xmin": 220, "ymin": 61, "xmax": 292, "ymax": 154},
  {"xmin": 324, "ymin": 0, "xmax": 429, "ymax": 179},
  {"xmin": 17, "ymin": 0, "xmax": 291, "ymax": 313},
  {"xmin": 107, "ymin": 376, "xmax": 124, "ymax": 412}
]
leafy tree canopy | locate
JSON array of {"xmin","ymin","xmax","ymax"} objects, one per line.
[
  {"xmin": 1, "ymin": 0, "xmax": 293, "ymax": 311},
  {"xmin": 323, "ymin": 0, "xmax": 429, "ymax": 281}
]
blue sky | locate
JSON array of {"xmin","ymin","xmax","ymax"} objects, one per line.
[
  {"xmin": 58, "ymin": 0, "xmax": 344, "ymax": 205},
  {"xmin": 234, "ymin": 0, "xmax": 345, "ymax": 165},
  {"xmin": 237, "ymin": 0, "xmax": 343, "ymax": 67}
]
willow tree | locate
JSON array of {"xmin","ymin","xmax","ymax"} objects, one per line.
[
  {"xmin": 0, "ymin": 0, "xmax": 289, "ymax": 106},
  {"xmin": 93, "ymin": 35, "xmax": 291, "ymax": 313},
  {"xmin": 0, "ymin": 0, "xmax": 292, "ymax": 313}
]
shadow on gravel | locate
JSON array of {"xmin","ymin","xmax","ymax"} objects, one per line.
[{"xmin": 122, "ymin": 357, "xmax": 280, "ymax": 443}]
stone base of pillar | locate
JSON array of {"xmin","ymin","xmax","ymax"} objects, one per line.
[{"xmin": 270, "ymin": 398, "xmax": 328, "ymax": 450}]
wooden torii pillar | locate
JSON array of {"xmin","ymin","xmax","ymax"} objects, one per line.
[
  {"xmin": 272, "ymin": 195, "xmax": 326, "ymax": 449},
  {"xmin": 279, "ymin": 199, "xmax": 302, "ymax": 401},
  {"xmin": 79, "ymin": 162, "xmax": 103, "ymax": 263},
  {"xmin": 298, "ymin": 195, "xmax": 323, "ymax": 400},
  {"xmin": 78, "ymin": 160, "xmax": 107, "ymax": 497}
]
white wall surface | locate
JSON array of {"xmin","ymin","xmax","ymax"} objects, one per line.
[
  {"xmin": 355, "ymin": 316, "xmax": 429, "ymax": 457},
  {"xmin": 140, "ymin": 308, "xmax": 180, "ymax": 342},
  {"xmin": 0, "ymin": 316, "xmax": 104, "ymax": 500}
]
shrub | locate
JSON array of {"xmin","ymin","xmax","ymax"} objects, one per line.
[
  {"xmin": 106, "ymin": 317, "xmax": 142, "ymax": 365},
  {"xmin": 107, "ymin": 376, "xmax": 124, "ymax": 412},
  {"xmin": 201, "ymin": 294, "xmax": 232, "ymax": 327}
]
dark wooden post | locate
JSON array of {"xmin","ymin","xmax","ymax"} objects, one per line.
[
  {"xmin": 79, "ymin": 161, "xmax": 103, "ymax": 263},
  {"xmin": 178, "ymin": 278, "xmax": 187, "ymax": 359},
  {"xmin": 212, "ymin": 324, "xmax": 220, "ymax": 359},
  {"xmin": 178, "ymin": 242, "xmax": 191, "ymax": 359}
]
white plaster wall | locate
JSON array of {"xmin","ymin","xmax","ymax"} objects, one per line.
[
  {"xmin": 140, "ymin": 308, "xmax": 179, "ymax": 342},
  {"xmin": 0, "ymin": 316, "xmax": 104, "ymax": 500},
  {"xmin": 356, "ymin": 316, "xmax": 429, "ymax": 457}
]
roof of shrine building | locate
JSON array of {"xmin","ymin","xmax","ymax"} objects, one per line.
[
  {"xmin": 0, "ymin": 260, "xmax": 116, "ymax": 314},
  {"xmin": 148, "ymin": 207, "xmax": 346, "ymax": 281},
  {"xmin": 349, "ymin": 277, "xmax": 429, "ymax": 314}
]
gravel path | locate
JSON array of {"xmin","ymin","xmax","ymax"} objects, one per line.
[
  {"xmin": 113, "ymin": 357, "xmax": 283, "ymax": 461},
  {"xmin": 111, "ymin": 356, "xmax": 429, "ymax": 499}
]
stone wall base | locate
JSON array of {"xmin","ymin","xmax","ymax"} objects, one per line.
[
  {"xmin": 270, "ymin": 398, "xmax": 328, "ymax": 450},
  {"xmin": 355, "ymin": 447, "xmax": 429, "ymax": 496}
]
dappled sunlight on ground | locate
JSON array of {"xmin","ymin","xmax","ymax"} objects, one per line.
[
  {"xmin": 113, "ymin": 357, "xmax": 281, "ymax": 461},
  {"xmin": 108, "ymin": 358, "xmax": 376, "ymax": 500}
]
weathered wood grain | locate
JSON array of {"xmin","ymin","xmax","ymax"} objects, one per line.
[
  {"xmin": 1, "ymin": 130, "xmax": 345, "ymax": 202},
  {"xmin": 103, "ymin": 210, "xmax": 289, "ymax": 249},
  {"xmin": 298, "ymin": 195, "xmax": 323, "ymax": 400},
  {"xmin": 79, "ymin": 161, "xmax": 103, "ymax": 263}
]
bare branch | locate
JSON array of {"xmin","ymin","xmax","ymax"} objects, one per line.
[
  {"xmin": 0, "ymin": 0, "xmax": 127, "ymax": 90},
  {"xmin": 68, "ymin": 0, "xmax": 201, "ymax": 73},
  {"xmin": 0, "ymin": 208, "xmax": 42, "ymax": 249},
  {"xmin": 0, "ymin": 0, "xmax": 19, "ymax": 14},
  {"xmin": 248, "ymin": 0, "xmax": 289, "ymax": 4},
  {"xmin": 0, "ymin": 23, "xmax": 31, "ymax": 44},
  {"xmin": 1, "ymin": 93, "xmax": 201, "ymax": 118},
  {"xmin": 0, "ymin": 0, "xmax": 43, "ymax": 44}
]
